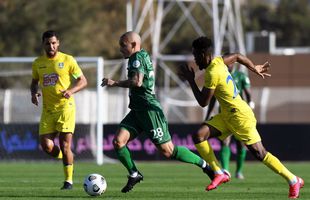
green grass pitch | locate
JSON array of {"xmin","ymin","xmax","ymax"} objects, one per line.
[{"xmin": 0, "ymin": 161, "xmax": 308, "ymax": 200}]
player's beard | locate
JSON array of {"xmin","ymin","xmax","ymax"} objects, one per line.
[{"xmin": 46, "ymin": 50, "xmax": 57, "ymax": 58}]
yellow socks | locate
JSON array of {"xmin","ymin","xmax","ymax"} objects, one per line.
[
  {"xmin": 195, "ymin": 140, "xmax": 222, "ymax": 173},
  {"xmin": 263, "ymin": 152, "xmax": 295, "ymax": 183},
  {"xmin": 64, "ymin": 164, "xmax": 73, "ymax": 184},
  {"xmin": 57, "ymin": 150, "xmax": 63, "ymax": 159}
]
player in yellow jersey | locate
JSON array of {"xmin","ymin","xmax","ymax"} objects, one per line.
[
  {"xmin": 179, "ymin": 36, "xmax": 304, "ymax": 199},
  {"xmin": 30, "ymin": 30, "xmax": 87, "ymax": 190}
]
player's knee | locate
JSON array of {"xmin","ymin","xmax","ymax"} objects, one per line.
[
  {"xmin": 192, "ymin": 129, "xmax": 209, "ymax": 144},
  {"xmin": 40, "ymin": 140, "xmax": 54, "ymax": 153},
  {"xmin": 162, "ymin": 145, "xmax": 174, "ymax": 158},
  {"xmin": 162, "ymin": 150, "xmax": 173, "ymax": 158},
  {"xmin": 113, "ymin": 138, "xmax": 125, "ymax": 150},
  {"xmin": 157, "ymin": 141, "xmax": 174, "ymax": 158}
]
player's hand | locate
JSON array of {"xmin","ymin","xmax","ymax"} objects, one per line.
[
  {"xmin": 31, "ymin": 93, "xmax": 41, "ymax": 106},
  {"xmin": 60, "ymin": 90, "xmax": 72, "ymax": 99},
  {"xmin": 254, "ymin": 62, "xmax": 271, "ymax": 79},
  {"xmin": 178, "ymin": 64, "xmax": 195, "ymax": 82},
  {"xmin": 101, "ymin": 78, "xmax": 115, "ymax": 87}
]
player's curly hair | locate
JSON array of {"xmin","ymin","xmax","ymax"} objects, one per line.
[{"xmin": 192, "ymin": 36, "xmax": 213, "ymax": 52}]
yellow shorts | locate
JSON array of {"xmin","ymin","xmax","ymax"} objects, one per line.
[
  {"xmin": 206, "ymin": 111, "xmax": 261, "ymax": 145},
  {"xmin": 39, "ymin": 107, "xmax": 76, "ymax": 135}
]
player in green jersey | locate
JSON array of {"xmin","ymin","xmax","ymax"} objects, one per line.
[
  {"xmin": 179, "ymin": 36, "xmax": 303, "ymax": 198},
  {"xmin": 205, "ymin": 63, "xmax": 255, "ymax": 179},
  {"xmin": 101, "ymin": 31, "xmax": 216, "ymax": 193}
]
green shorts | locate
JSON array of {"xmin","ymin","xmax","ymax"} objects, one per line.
[{"xmin": 119, "ymin": 110, "xmax": 171, "ymax": 145}]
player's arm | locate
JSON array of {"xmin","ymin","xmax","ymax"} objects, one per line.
[
  {"xmin": 179, "ymin": 64, "xmax": 214, "ymax": 107},
  {"xmin": 222, "ymin": 53, "xmax": 271, "ymax": 79},
  {"xmin": 101, "ymin": 71, "xmax": 143, "ymax": 88},
  {"xmin": 205, "ymin": 96, "xmax": 216, "ymax": 120},
  {"xmin": 30, "ymin": 78, "xmax": 41, "ymax": 106},
  {"xmin": 61, "ymin": 74, "xmax": 87, "ymax": 99}
]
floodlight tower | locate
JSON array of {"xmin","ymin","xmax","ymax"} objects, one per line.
[{"xmin": 126, "ymin": 0, "xmax": 246, "ymax": 63}]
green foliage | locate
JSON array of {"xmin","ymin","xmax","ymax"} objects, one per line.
[
  {"xmin": 0, "ymin": 0, "xmax": 126, "ymax": 58},
  {"xmin": 1, "ymin": 0, "xmax": 310, "ymax": 57},
  {"xmin": 243, "ymin": 0, "xmax": 310, "ymax": 46}
]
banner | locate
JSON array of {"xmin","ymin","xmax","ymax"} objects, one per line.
[{"xmin": 0, "ymin": 123, "xmax": 309, "ymax": 161}]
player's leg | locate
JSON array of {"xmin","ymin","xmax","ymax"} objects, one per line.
[
  {"xmin": 39, "ymin": 111, "xmax": 63, "ymax": 159},
  {"xmin": 219, "ymin": 136, "xmax": 231, "ymax": 172},
  {"xmin": 147, "ymin": 110, "xmax": 208, "ymax": 170},
  {"xmin": 232, "ymin": 114, "xmax": 303, "ymax": 198},
  {"xmin": 194, "ymin": 113, "xmax": 231, "ymax": 174},
  {"xmin": 156, "ymin": 140, "xmax": 214, "ymax": 179},
  {"xmin": 113, "ymin": 127, "xmax": 139, "ymax": 175},
  {"xmin": 39, "ymin": 133, "xmax": 62, "ymax": 159},
  {"xmin": 193, "ymin": 124, "xmax": 222, "ymax": 172},
  {"xmin": 141, "ymin": 110, "xmax": 214, "ymax": 181},
  {"xmin": 235, "ymin": 137, "xmax": 246, "ymax": 179},
  {"xmin": 59, "ymin": 132, "xmax": 74, "ymax": 189},
  {"xmin": 192, "ymin": 124, "xmax": 230, "ymax": 191},
  {"xmin": 114, "ymin": 111, "xmax": 143, "ymax": 193},
  {"xmin": 247, "ymin": 141, "xmax": 304, "ymax": 199},
  {"xmin": 56, "ymin": 106, "xmax": 76, "ymax": 190}
]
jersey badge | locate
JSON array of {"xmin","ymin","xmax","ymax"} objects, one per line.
[
  {"xmin": 58, "ymin": 62, "xmax": 64, "ymax": 69},
  {"xmin": 132, "ymin": 60, "xmax": 140, "ymax": 68}
]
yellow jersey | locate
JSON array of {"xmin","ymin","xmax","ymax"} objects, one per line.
[
  {"xmin": 32, "ymin": 52, "xmax": 83, "ymax": 111},
  {"xmin": 204, "ymin": 56, "xmax": 253, "ymax": 117}
]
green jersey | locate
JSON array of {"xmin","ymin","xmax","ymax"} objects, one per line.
[
  {"xmin": 127, "ymin": 49, "xmax": 162, "ymax": 111},
  {"xmin": 231, "ymin": 70, "xmax": 251, "ymax": 97}
]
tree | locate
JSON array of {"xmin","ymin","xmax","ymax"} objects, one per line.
[{"xmin": 242, "ymin": 0, "xmax": 310, "ymax": 47}]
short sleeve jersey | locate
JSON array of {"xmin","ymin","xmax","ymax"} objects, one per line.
[
  {"xmin": 231, "ymin": 70, "xmax": 251, "ymax": 96},
  {"xmin": 127, "ymin": 49, "xmax": 162, "ymax": 111},
  {"xmin": 204, "ymin": 57, "xmax": 251, "ymax": 116},
  {"xmin": 32, "ymin": 51, "xmax": 83, "ymax": 111}
]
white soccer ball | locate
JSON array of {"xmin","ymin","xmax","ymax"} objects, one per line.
[{"xmin": 83, "ymin": 173, "xmax": 107, "ymax": 196}]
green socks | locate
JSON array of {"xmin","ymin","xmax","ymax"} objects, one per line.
[
  {"xmin": 116, "ymin": 146, "xmax": 138, "ymax": 174},
  {"xmin": 236, "ymin": 147, "xmax": 247, "ymax": 173},
  {"xmin": 220, "ymin": 145, "xmax": 231, "ymax": 171},
  {"xmin": 116, "ymin": 145, "xmax": 206, "ymax": 174},
  {"xmin": 172, "ymin": 146, "xmax": 204, "ymax": 168}
]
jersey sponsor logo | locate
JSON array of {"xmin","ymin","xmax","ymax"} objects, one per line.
[
  {"xmin": 43, "ymin": 73, "xmax": 59, "ymax": 86},
  {"xmin": 132, "ymin": 60, "xmax": 140, "ymax": 68},
  {"xmin": 39, "ymin": 66, "xmax": 47, "ymax": 69},
  {"xmin": 226, "ymin": 74, "xmax": 238, "ymax": 99},
  {"xmin": 58, "ymin": 62, "xmax": 64, "ymax": 69}
]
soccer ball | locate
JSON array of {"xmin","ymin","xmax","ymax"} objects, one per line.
[{"xmin": 83, "ymin": 173, "xmax": 107, "ymax": 196}]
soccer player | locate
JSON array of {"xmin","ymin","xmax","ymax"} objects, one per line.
[
  {"xmin": 30, "ymin": 30, "xmax": 87, "ymax": 190},
  {"xmin": 101, "ymin": 31, "xmax": 215, "ymax": 193},
  {"xmin": 205, "ymin": 63, "xmax": 255, "ymax": 179},
  {"xmin": 179, "ymin": 36, "xmax": 304, "ymax": 198}
]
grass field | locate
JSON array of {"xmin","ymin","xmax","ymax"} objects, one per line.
[{"xmin": 0, "ymin": 161, "xmax": 308, "ymax": 200}]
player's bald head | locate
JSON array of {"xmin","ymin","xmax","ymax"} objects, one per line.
[{"xmin": 120, "ymin": 31, "xmax": 141, "ymax": 45}]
